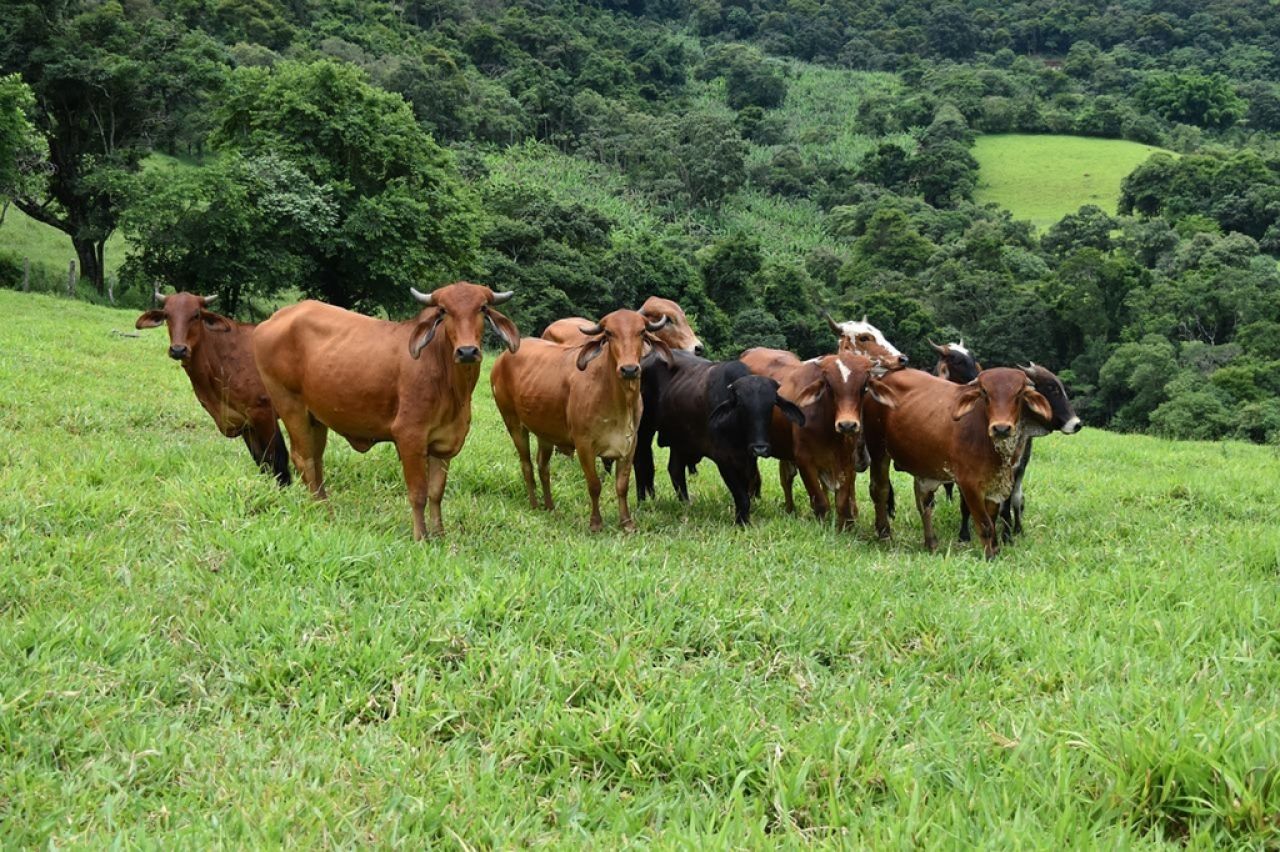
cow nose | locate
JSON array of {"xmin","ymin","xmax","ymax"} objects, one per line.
[
  {"xmin": 750, "ymin": 443, "xmax": 770, "ymax": 458},
  {"xmin": 454, "ymin": 345, "xmax": 481, "ymax": 363},
  {"xmin": 693, "ymin": 344, "xmax": 705, "ymax": 356},
  {"xmin": 619, "ymin": 364, "xmax": 640, "ymax": 380},
  {"xmin": 168, "ymin": 345, "xmax": 188, "ymax": 360},
  {"xmin": 990, "ymin": 423, "xmax": 1013, "ymax": 438},
  {"xmin": 836, "ymin": 419, "xmax": 860, "ymax": 434},
  {"xmin": 897, "ymin": 354, "xmax": 909, "ymax": 366},
  {"xmin": 1062, "ymin": 417, "xmax": 1082, "ymax": 434}
]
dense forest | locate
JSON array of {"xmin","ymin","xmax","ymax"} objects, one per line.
[{"xmin": 2, "ymin": 0, "xmax": 1280, "ymax": 442}]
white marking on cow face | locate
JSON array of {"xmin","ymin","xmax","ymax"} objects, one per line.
[
  {"xmin": 836, "ymin": 359, "xmax": 852, "ymax": 384},
  {"xmin": 948, "ymin": 341, "xmax": 970, "ymax": 356},
  {"xmin": 837, "ymin": 320, "xmax": 903, "ymax": 358},
  {"xmin": 1062, "ymin": 416, "xmax": 1082, "ymax": 434}
]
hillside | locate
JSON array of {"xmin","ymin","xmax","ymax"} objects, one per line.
[
  {"xmin": 973, "ymin": 135, "xmax": 1170, "ymax": 229},
  {"xmin": 4, "ymin": 290, "xmax": 1280, "ymax": 845}
]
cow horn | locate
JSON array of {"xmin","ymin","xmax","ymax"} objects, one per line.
[
  {"xmin": 153, "ymin": 286, "xmax": 167, "ymax": 307},
  {"xmin": 578, "ymin": 322, "xmax": 604, "ymax": 336},
  {"xmin": 645, "ymin": 315, "xmax": 670, "ymax": 333},
  {"xmin": 200, "ymin": 294, "xmax": 217, "ymax": 306},
  {"xmin": 410, "ymin": 287, "xmax": 435, "ymax": 306},
  {"xmin": 823, "ymin": 311, "xmax": 842, "ymax": 335},
  {"xmin": 861, "ymin": 314, "xmax": 868, "ymax": 324},
  {"xmin": 490, "ymin": 290, "xmax": 514, "ymax": 305},
  {"xmin": 928, "ymin": 339, "xmax": 947, "ymax": 355}
]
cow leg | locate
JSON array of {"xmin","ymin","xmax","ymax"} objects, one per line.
[
  {"xmin": 425, "ymin": 455, "xmax": 449, "ymax": 537},
  {"xmin": 668, "ymin": 449, "xmax": 689, "ymax": 502},
  {"xmin": 796, "ymin": 462, "xmax": 829, "ymax": 521},
  {"xmin": 246, "ymin": 412, "xmax": 290, "ymax": 487},
  {"xmin": 634, "ymin": 431, "xmax": 654, "ymax": 501},
  {"xmin": 747, "ymin": 463, "xmax": 762, "ymax": 501},
  {"xmin": 535, "ymin": 439, "xmax": 554, "ymax": 511},
  {"xmin": 395, "ymin": 440, "xmax": 431, "ymax": 540},
  {"xmin": 718, "ymin": 461, "xmax": 752, "ymax": 526},
  {"xmin": 870, "ymin": 453, "xmax": 893, "ymax": 540},
  {"xmin": 958, "ymin": 494, "xmax": 972, "ymax": 542},
  {"xmin": 613, "ymin": 453, "xmax": 637, "ymax": 533},
  {"xmin": 834, "ymin": 466, "xmax": 856, "ymax": 532},
  {"xmin": 267, "ymin": 422, "xmax": 291, "ymax": 486},
  {"xmin": 288, "ymin": 415, "xmax": 328, "ymax": 500},
  {"xmin": 779, "ymin": 461, "xmax": 797, "ymax": 514},
  {"xmin": 960, "ymin": 484, "xmax": 1000, "ymax": 559},
  {"xmin": 914, "ymin": 479, "xmax": 939, "ymax": 553},
  {"xmin": 575, "ymin": 442, "xmax": 605, "ymax": 532},
  {"xmin": 508, "ymin": 425, "xmax": 538, "ymax": 509}
]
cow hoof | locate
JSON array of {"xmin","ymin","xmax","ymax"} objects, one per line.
[
  {"xmin": 589, "ymin": 519, "xmax": 603, "ymax": 533},
  {"xmin": 620, "ymin": 519, "xmax": 637, "ymax": 533}
]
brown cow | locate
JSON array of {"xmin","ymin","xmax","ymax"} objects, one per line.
[
  {"xmin": 825, "ymin": 313, "xmax": 910, "ymax": 367},
  {"xmin": 252, "ymin": 283, "xmax": 520, "ymax": 539},
  {"xmin": 863, "ymin": 367, "xmax": 1052, "ymax": 558},
  {"xmin": 543, "ymin": 296, "xmax": 703, "ymax": 354},
  {"xmin": 741, "ymin": 348, "xmax": 894, "ymax": 529},
  {"xmin": 491, "ymin": 310, "xmax": 672, "ymax": 532},
  {"xmin": 136, "ymin": 289, "xmax": 290, "ymax": 485}
]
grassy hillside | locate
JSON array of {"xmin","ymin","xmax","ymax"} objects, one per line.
[
  {"xmin": 973, "ymin": 134, "xmax": 1169, "ymax": 229},
  {"xmin": 3, "ymin": 290, "xmax": 1280, "ymax": 845}
]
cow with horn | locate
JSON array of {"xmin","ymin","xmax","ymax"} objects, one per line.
[{"xmin": 253, "ymin": 283, "xmax": 520, "ymax": 539}]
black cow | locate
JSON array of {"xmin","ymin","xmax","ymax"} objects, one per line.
[
  {"xmin": 959, "ymin": 363, "xmax": 1082, "ymax": 542},
  {"xmin": 931, "ymin": 340, "xmax": 982, "ymax": 384},
  {"xmin": 637, "ymin": 352, "xmax": 804, "ymax": 524}
]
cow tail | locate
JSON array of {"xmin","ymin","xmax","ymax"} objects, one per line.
[{"xmin": 269, "ymin": 426, "xmax": 292, "ymax": 487}]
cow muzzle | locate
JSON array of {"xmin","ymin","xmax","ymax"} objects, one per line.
[
  {"xmin": 836, "ymin": 419, "xmax": 861, "ymax": 435},
  {"xmin": 454, "ymin": 345, "xmax": 481, "ymax": 364},
  {"xmin": 989, "ymin": 422, "xmax": 1013, "ymax": 438},
  {"xmin": 693, "ymin": 343, "xmax": 705, "ymax": 357},
  {"xmin": 1062, "ymin": 416, "xmax": 1083, "ymax": 434},
  {"xmin": 750, "ymin": 443, "xmax": 771, "ymax": 458},
  {"xmin": 168, "ymin": 345, "xmax": 189, "ymax": 360},
  {"xmin": 896, "ymin": 354, "xmax": 909, "ymax": 366},
  {"xmin": 619, "ymin": 364, "xmax": 640, "ymax": 380}
]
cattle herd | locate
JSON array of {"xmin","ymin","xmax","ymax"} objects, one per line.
[{"xmin": 137, "ymin": 283, "xmax": 1081, "ymax": 558}]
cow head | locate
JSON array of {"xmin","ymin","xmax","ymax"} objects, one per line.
[
  {"xmin": 640, "ymin": 296, "xmax": 704, "ymax": 356},
  {"xmin": 575, "ymin": 309, "xmax": 672, "ymax": 381},
  {"xmin": 409, "ymin": 282, "xmax": 520, "ymax": 364},
  {"xmin": 135, "ymin": 289, "xmax": 231, "ymax": 363},
  {"xmin": 952, "ymin": 368, "xmax": 1053, "ymax": 444},
  {"xmin": 930, "ymin": 339, "xmax": 982, "ymax": 384},
  {"xmin": 710, "ymin": 375, "xmax": 804, "ymax": 457},
  {"xmin": 791, "ymin": 353, "xmax": 897, "ymax": 436},
  {"xmin": 826, "ymin": 313, "xmax": 909, "ymax": 368},
  {"xmin": 1022, "ymin": 363, "xmax": 1082, "ymax": 434}
]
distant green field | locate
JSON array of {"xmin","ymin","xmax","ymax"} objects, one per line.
[
  {"xmin": 973, "ymin": 134, "xmax": 1169, "ymax": 229},
  {"xmin": 4, "ymin": 290, "xmax": 1280, "ymax": 846}
]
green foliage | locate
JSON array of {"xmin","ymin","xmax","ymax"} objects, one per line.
[
  {"xmin": 1136, "ymin": 72, "xmax": 1245, "ymax": 130},
  {"xmin": 214, "ymin": 60, "xmax": 477, "ymax": 312},
  {"xmin": 0, "ymin": 73, "xmax": 41, "ymax": 200}
]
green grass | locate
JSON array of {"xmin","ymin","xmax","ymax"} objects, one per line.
[
  {"xmin": 973, "ymin": 134, "xmax": 1170, "ymax": 229},
  {"xmin": 4, "ymin": 290, "xmax": 1280, "ymax": 845}
]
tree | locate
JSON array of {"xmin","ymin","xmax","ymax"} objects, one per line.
[
  {"xmin": 1042, "ymin": 205, "xmax": 1118, "ymax": 256},
  {"xmin": 1136, "ymin": 72, "xmax": 1245, "ymax": 129},
  {"xmin": 2, "ymin": 2, "xmax": 219, "ymax": 292},
  {"xmin": 120, "ymin": 153, "xmax": 337, "ymax": 314},
  {"xmin": 0, "ymin": 74, "xmax": 43, "ymax": 209},
  {"xmin": 214, "ymin": 61, "xmax": 478, "ymax": 312}
]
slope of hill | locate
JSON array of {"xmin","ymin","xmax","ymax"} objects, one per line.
[
  {"xmin": 973, "ymin": 134, "xmax": 1170, "ymax": 228},
  {"xmin": 3, "ymin": 290, "xmax": 1279, "ymax": 846}
]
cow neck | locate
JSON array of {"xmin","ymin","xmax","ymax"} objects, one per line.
[
  {"xmin": 419, "ymin": 334, "xmax": 481, "ymax": 415},
  {"xmin": 183, "ymin": 323, "xmax": 239, "ymax": 410}
]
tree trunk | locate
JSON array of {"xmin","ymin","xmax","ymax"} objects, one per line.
[{"xmin": 72, "ymin": 237, "xmax": 105, "ymax": 294}]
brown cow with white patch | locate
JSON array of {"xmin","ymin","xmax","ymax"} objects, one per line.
[
  {"xmin": 741, "ymin": 347, "xmax": 895, "ymax": 529},
  {"xmin": 863, "ymin": 367, "xmax": 1052, "ymax": 558},
  {"xmin": 492, "ymin": 310, "xmax": 672, "ymax": 532},
  {"xmin": 252, "ymin": 283, "xmax": 520, "ymax": 539},
  {"xmin": 136, "ymin": 289, "xmax": 290, "ymax": 485},
  {"xmin": 543, "ymin": 296, "xmax": 703, "ymax": 355},
  {"xmin": 825, "ymin": 313, "xmax": 910, "ymax": 367}
]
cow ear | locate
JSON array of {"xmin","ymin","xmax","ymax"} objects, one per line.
[
  {"xmin": 408, "ymin": 308, "xmax": 445, "ymax": 359},
  {"xmin": 952, "ymin": 384, "xmax": 984, "ymax": 421},
  {"xmin": 645, "ymin": 333, "xmax": 673, "ymax": 365},
  {"xmin": 201, "ymin": 311, "xmax": 233, "ymax": 332},
  {"xmin": 793, "ymin": 377, "xmax": 827, "ymax": 408},
  {"xmin": 708, "ymin": 398, "xmax": 736, "ymax": 432},
  {"xmin": 576, "ymin": 336, "xmax": 607, "ymax": 371},
  {"xmin": 135, "ymin": 310, "xmax": 166, "ymax": 329},
  {"xmin": 867, "ymin": 378, "xmax": 897, "ymax": 408},
  {"xmin": 1023, "ymin": 388, "xmax": 1053, "ymax": 422},
  {"xmin": 775, "ymin": 395, "xmax": 806, "ymax": 426},
  {"xmin": 485, "ymin": 307, "xmax": 521, "ymax": 353}
]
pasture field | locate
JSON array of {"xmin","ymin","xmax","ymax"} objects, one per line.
[
  {"xmin": 3, "ymin": 290, "xmax": 1280, "ymax": 846},
  {"xmin": 973, "ymin": 134, "xmax": 1170, "ymax": 229}
]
